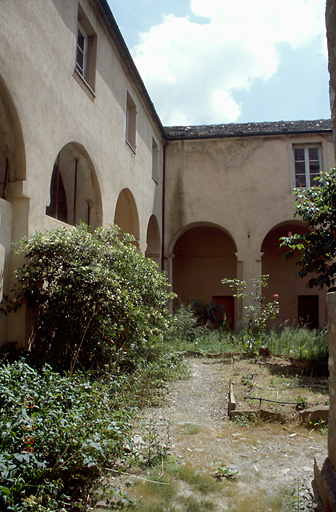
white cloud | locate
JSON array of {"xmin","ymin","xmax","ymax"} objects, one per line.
[{"xmin": 132, "ymin": 0, "xmax": 327, "ymax": 125}]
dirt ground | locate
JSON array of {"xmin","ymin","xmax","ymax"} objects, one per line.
[{"xmin": 94, "ymin": 356, "xmax": 328, "ymax": 511}]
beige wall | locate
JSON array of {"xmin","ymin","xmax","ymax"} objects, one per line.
[
  {"xmin": 0, "ymin": 0, "xmax": 164, "ymax": 345},
  {"xmin": 165, "ymin": 132, "xmax": 335, "ymax": 327}
]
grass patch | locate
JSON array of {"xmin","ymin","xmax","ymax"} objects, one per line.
[
  {"xmin": 179, "ymin": 423, "xmax": 202, "ymax": 435},
  {"xmin": 179, "ymin": 496, "xmax": 217, "ymax": 511},
  {"xmin": 167, "ymin": 463, "xmax": 221, "ymax": 494},
  {"xmin": 174, "ymin": 325, "xmax": 328, "ymax": 372}
]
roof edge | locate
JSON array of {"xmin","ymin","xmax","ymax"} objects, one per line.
[
  {"xmin": 97, "ymin": 0, "xmax": 166, "ymax": 138},
  {"xmin": 165, "ymin": 119, "xmax": 332, "ymax": 141}
]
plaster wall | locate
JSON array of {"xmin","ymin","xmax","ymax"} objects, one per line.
[
  {"xmin": 0, "ymin": 0, "xmax": 164, "ymax": 345},
  {"xmin": 0, "ymin": 0, "xmax": 163, "ymax": 248},
  {"xmin": 165, "ymin": 133, "xmax": 335, "ymax": 326}
]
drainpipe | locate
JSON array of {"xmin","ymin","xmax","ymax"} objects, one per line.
[
  {"xmin": 161, "ymin": 141, "xmax": 167, "ymax": 272},
  {"xmin": 74, "ymin": 158, "xmax": 78, "ymax": 225},
  {"xmin": 2, "ymin": 158, "xmax": 9, "ymax": 199}
]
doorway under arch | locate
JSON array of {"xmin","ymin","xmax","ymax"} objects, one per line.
[
  {"xmin": 114, "ymin": 188, "xmax": 140, "ymax": 245},
  {"xmin": 172, "ymin": 224, "xmax": 237, "ymax": 328},
  {"xmin": 145, "ymin": 215, "xmax": 161, "ymax": 268},
  {"xmin": 261, "ymin": 222, "xmax": 325, "ymax": 328},
  {"xmin": 0, "ymin": 76, "xmax": 26, "ymax": 201},
  {"xmin": 46, "ymin": 142, "xmax": 102, "ymax": 229}
]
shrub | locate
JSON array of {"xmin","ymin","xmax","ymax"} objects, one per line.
[
  {"xmin": 0, "ymin": 360, "xmax": 135, "ymax": 511},
  {"xmin": 1, "ymin": 224, "xmax": 173, "ymax": 372},
  {"xmin": 167, "ymin": 306, "xmax": 206, "ymax": 345}
]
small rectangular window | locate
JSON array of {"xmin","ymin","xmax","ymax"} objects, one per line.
[
  {"xmin": 74, "ymin": 5, "xmax": 97, "ymax": 94},
  {"xmin": 126, "ymin": 92, "xmax": 137, "ymax": 151},
  {"xmin": 293, "ymin": 145, "xmax": 321, "ymax": 188},
  {"xmin": 152, "ymin": 138, "xmax": 159, "ymax": 182},
  {"xmin": 76, "ymin": 24, "xmax": 87, "ymax": 78}
]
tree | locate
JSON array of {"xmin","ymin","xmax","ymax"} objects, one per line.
[{"xmin": 280, "ymin": 168, "xmax": 336, "ymax": 289}]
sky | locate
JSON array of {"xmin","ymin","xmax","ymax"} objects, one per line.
[{"xmin": 107, "ymin": 0, "xmax": 331, "ymax": 127}]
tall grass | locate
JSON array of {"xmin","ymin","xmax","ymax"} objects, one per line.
[
  {"xmin": 171, "ymin": 320, "xmax": 328, "ymax": 366},
  {"xmin": 261, "ymin": 326, "xmax": 328, "ymax": 361}
]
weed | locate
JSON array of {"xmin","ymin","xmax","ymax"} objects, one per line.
[
  {"xmin": 309, "ymin": 419, "xmax": 328, "ymax": 434},
  {"xmin": 296, "ymin": 395, "xmax": 308, "ymax": 410},
  {"xmin": 213, "ymin": 465, "xmax": 238, "ymax": 480}
]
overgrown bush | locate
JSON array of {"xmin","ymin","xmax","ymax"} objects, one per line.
[
  {"xmin": 222, "ymin": 275, "xmax": 279, "ymax": 353},
  {"xmin": 0, "ymin": 360, "xmax": 136, "ymax": 511},
  {"xmin": 166, "ymin": 305, "xmax": 206, "ymax": 345},
  {"xmin": 1, "ymin": 224, "xmax": 173, "ymax": 372}
]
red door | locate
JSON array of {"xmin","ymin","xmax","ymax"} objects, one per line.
[{"xmin": 212, "ymin": 296, "xmax": 235, "ymax": 330}]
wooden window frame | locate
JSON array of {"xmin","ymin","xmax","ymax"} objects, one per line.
[{"xmin": 293, "ymin": 145, "xmax": 322, "ymax": 188}]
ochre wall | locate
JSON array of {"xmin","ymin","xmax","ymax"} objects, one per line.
[{"xmin": 165, "ymin": 133, "xmax": 335, "ymax": 327}]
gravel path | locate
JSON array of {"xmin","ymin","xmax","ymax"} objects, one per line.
[{"xmin": 140, "ymin": 357, "xmax": 327, "ymax": 510}]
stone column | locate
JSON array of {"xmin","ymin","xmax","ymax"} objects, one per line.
[
  {"xmin": 327, "ymin": 292, "xmax": 336, "ymax": 469},
  {"xmin": 314, "ymin": 292, "xmax": 336, "ymax": 511}
]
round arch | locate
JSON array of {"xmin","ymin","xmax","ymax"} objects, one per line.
[
  {"xmin": 145, "ymin": 215, "xmax": 161, "ymax": 268},
  {"xmin": 171, "ymin": 223, "xmax": 238, "ymax": 328},
  {"xmin": 46, "ymin": 142, "xmax": 102, "ymax": 229},
  {"xmin": 114, "ymin": 188, "xmax": 140, "ymax": 243},
  {"xmin": 0, "ymin": 75, "xmax": 26, "ymax": 201},
  {"xmin": 261, "ymin": 221, "xmax": 325, "ymax": 328}
]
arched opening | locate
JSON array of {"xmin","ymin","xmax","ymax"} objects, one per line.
[
  {"xmin": 0, "ymin": 76, "xmax": 26, "ymax": 201},
  {"xmin": 172, "ymin": 224, "xmax": 237, "ymax": 328},
  {"xmin": 114, "ymin": 189, "xmax": 140, "ymax": 246},
  {"xmin": 261, "ymin": 222, "xmax": 326, "ymax": 328},
  {"xmin": 145, "ymin": 215, "xmax": 161, "ymax": 268},
  {"xmin": 46, "ymin": 143, "xmax": 102, "ymax": 229}
]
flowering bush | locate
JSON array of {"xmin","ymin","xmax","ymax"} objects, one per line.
[
  {"xmin": 1, "ymin": 224, "xmax": 174, "ymax": 372},
  {"xmin": 222, "ymin": 275, "xmax": 279, "ymax": 353}
]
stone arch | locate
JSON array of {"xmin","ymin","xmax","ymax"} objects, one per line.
[
  {"xmin": 145, "ymin": 214, "xmax": 161, "ymax": 268},
  {"xmin": 46, "ymin": 142, "xmax": 102, "ymax": 229},
  {"xmin": 114, "ymin": 188, "xmax": 140, "ymax": 246},
  {"xmin": 0, "ymin": 75, "xmax": 26, "ymax": 201},
  {"xmin": 261, "ymin": 221, "xmax": 326, "ymax": 328},
  {"xmin": 171, "ymin": 223, "xmax": 238, "ymax": 328}
]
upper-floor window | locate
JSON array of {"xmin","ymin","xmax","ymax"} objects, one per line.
[
  {"xmin": 293, "ymin": 145, "xmax": 321, "ymax": 188},
  {"xmin": 152, "ymin": 138, "xmax": 159, "ymax": 183},
  {"xmin": 74, "ymin": 5, "xmax": 97, "ymax": 94},
  {"xmin": 126, "ymin": 92, "xmax": 137, "ymax": 151},
  {"xmin": 76, "ymin": 24, "xmax": 87, "ymax": 78}
]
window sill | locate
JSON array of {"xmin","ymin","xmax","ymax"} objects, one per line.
[
  {"xmin": 73, "ymin": 69, "xmax": 96, "ymax": 100},
  {"xmin": 125, "ymin": 139, "xmax": 136, "ymax": 154}
]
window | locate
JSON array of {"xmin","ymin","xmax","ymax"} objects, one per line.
[
  {"xmin": 74, "ymin": 5, "xmax": 97, "ymax": 93},
  {"xmin": 152, "ymin": 138, "xmax": 159, "ymax": 182},
  {"xmin": 293, "ymin": 146, "xmax": 321, "ymax": 188},
  {"xmin": 76, "ymin": 24, "xmax": 87, "ymax": 78},
  {"xmin": 126, "ymin": 92, "xmax": 137, "ymax": 150}
]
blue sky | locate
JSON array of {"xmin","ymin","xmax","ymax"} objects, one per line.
[{"xmin": 107, "ymin": 0, "xmax": 331, "ymax": 126}]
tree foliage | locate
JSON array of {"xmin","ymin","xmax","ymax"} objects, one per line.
[
  {"xmin": 280, "ymin": 168, "xmax": 336, "ymax": 289},
  {"xmin": 1, "ymin": 224, "xmax": 173, "ymax": 371}
]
